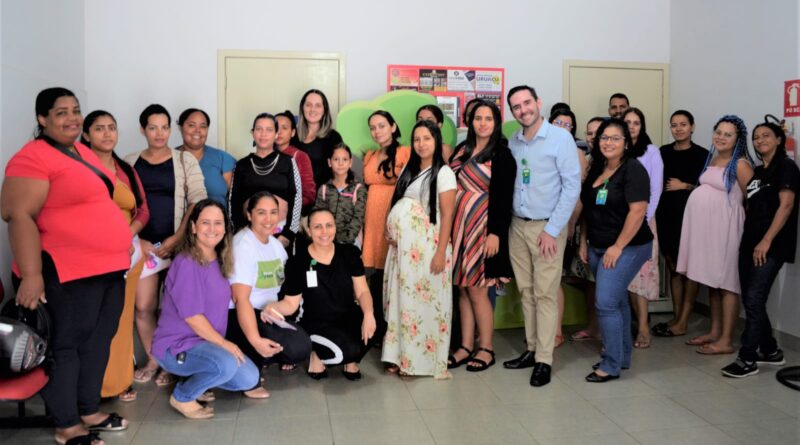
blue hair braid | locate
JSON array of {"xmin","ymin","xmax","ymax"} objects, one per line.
[{"xmin": 702, "ymin": 114, "xmax": 752, "ymax": 196}]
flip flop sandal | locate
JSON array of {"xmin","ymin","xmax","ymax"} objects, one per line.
[
  {"xmin": 154, "ymin": 370, "xmax": 176, "ymax": 387},
  {"xmin": 651, "ymin": 322, "xmax": 669, "ymax": 333},
  {"xmin": 133, "ymin": 367, "xmax": 157, "ymax": 383},
  {"xmin": 634, "ymin": 334, "xmax": 651, "ymax": 349},
  {"xmin": 570, "ymin": 330, "xmax": 599, "ymax": 341},
  {"xmin": 280, "ymin": 363, "xmax": 298, "ymax": 372},
  {"xmin": 118, "ymin": 387, "xmax": 137, "ymax": 403},
  {"xmin": 447, "ymin": 345, "xmax": 473, "ymax": 369},
  {"xmin": 686, "ymin": 336, "xmax": 716, "ymax": 346},
  {"xmin": 696, "ymin": 344, "xmax": 735, "ymax": 355},
  {"xmin": 87, "ymin": 412, "xmax": 127, "ymax": 432},
  {"xmin": 466, "ymin": 348, "xmax": 496, "ymax": 372},
  {"xmin": 385, "ymin": 363, "xmax": 400, "ymax": 374},
  {"xmin": 652, "ymin": 326, "xmax": 685, "ymax": 337}
]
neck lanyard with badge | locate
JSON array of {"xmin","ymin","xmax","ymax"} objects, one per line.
[
  {"xmin": 596, "ymin": 179, "xmax": 609, "ymax": 205},
  {"xmin": 306, "ymin": 259, "xmax": 318, "ymax": 288},
  {"xmin": 521, "ymin": 159, "xmax": 530, "ymax": 184}
]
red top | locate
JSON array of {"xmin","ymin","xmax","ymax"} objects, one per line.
[
  {"xmin": 5, "ymin": 139, "xmax": 132, "ymax": 283},
  {"xmin": 281, "ymin": 145, "xmax": 316, "ymax": 207}
]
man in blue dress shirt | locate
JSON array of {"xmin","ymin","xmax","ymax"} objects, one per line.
[{"xmin": 502, "ymin": 85, "xmax": 581, "ymax": 387}]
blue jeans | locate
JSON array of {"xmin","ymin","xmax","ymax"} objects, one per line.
[
  {"xmin": 156, "ymin": 341, "xmax": 260, "ymax": 402},
  {"xmin": 589, "ymin": 242, "xmax": 652, "ymax": 375},
  {"xmin": 738, "ymin": 253, "xmax": 784, "ymax": 362}
]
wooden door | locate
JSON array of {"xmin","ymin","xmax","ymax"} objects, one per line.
[
  {"xmin": 563, "ymin": 60, "xmax": 670, "ymax": 146},
  {"xmin": 218, "ymin": 50, "xmax": 346, "ymax": 159}
]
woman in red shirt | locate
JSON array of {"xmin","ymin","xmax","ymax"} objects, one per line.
[{"xmin": 1, "ymin": 88, "xmax": 133, "ymax": 445}]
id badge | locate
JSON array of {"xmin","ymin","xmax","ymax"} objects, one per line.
[
  {"xmin": 306, "ymin": 270, "xmax": 318, "ymax": 288},
  {"xmin": 522, "ymin": 168, "xmax": 531, "ymax": 185},
  {"xmin": 595, "ymin": 189, "xmax": 608, "ymax": 205}
]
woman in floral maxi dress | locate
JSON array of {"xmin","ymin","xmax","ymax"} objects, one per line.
[{"xmin": 382, "ymin": 120, "xmax": 457, "ymax": 378}]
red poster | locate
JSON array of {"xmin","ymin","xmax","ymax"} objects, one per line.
[
  {"xmin": 786, "ymin": 79, "xmax": 800, "ymax": 117},
  {"xmin": 387, "ymin": 64, "xmax": 505, "ymax": 127}
]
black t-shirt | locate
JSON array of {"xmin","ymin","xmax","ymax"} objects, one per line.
[
  {"xmin": 135, "ymin": 157, "xmax": 176, "ymax": 242},
  {"xmin": 280, "ymin": 242, "xmax": 364, "ymax": 322},
  {"xmin": 292, "ymin": 129, "xmax": 343, "ymax": 187},
  {"xmin": 656, "ymin": 142, "xmax": 708, "ymax": 214},
  {"xmin": 581, "ymin": 159, "xmax": 653, "ymax": 248},
  {"xmin": 741, "ymin": 157, "xmax": 800, "ymax": 263}
]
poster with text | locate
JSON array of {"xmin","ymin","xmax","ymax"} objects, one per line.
[{"xmin": 387, "ymin": 64, "xmax": 505, "ymax": 127}]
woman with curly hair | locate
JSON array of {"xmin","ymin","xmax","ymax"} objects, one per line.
[{"xmin": 677, "ymin": 115, "xmax": 753, "ymax": 355}]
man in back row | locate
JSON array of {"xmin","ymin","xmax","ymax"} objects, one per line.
[{"xmin": 608, "ymin": 92, "xmax": 629, "ymax": 118}]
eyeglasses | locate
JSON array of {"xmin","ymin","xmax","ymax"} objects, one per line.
[
  {"xmin": 599, "ymin": 135, "xmax": 624, "ymax": 143},
  {"xmin": 553, "ymin": 120, "xmax": 573, "ymax": 130}
]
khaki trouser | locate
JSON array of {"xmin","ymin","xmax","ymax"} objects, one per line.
[{"xmin": 509, "ymin": 218, "xmax": 567, "ymax": 365}]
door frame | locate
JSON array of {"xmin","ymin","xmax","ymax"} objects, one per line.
[
  {"xmin": 563, "ymin": 59, "xmax": 673, "ymax": 311},
  {"xmin": 562, "ymin": 59, "xmax": 670, "ymax": 145},
  {"xmin": 216, "ymin": 50, "xmax": 347, "ymax": 149}
]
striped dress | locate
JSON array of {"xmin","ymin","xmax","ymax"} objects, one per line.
[{"xmin": 451, "ymin": 152, "xmax": 495, "ymax": 287}]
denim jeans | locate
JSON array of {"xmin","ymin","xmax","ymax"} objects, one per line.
[
  {"xmin": 156, "ymin": 341, "xmax": 260, "ymax": 402},
  {"xmin": 589, "ymin": 242, "xmax": 652, "ymax": 375},
  {"xmin": 738, "ymin": 253, "xmax": 784, "ymax": 362}
]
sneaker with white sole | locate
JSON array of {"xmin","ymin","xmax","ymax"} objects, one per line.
[
  {"xmin": 756, "ymin": 349, "xmax": 786, "ymax": 366},
  {"xmin": 721, "ymin": 358, "xmax": 759, "ymax": 378}
]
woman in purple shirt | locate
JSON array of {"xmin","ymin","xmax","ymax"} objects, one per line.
[
  {"xmin": 152, "ymin": 199, "xmax": 259, "ymax": 419},
  {"xmin": 623, "ymin": 108, "xmax": 663, "ymax": 349}
]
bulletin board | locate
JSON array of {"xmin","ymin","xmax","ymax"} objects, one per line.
[{"xmin": 387, "ymin": 64, "xmax": 505, "ymax": 127}]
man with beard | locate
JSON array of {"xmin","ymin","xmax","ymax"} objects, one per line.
[
  {"xmin": 608, "ymin": 93, "xmax": 630, "ymax": 118},
  {"xmin": 502, "ymin": 85, "xmax": 581, "ymax": 387}
]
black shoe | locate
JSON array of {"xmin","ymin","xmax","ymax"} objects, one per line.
[
  {"xmin": 592, "ymin": 362, "xmax": 629, "ymax": 371},
  {"xmin": 721, "ymin": 358, "xmax": 759, "ymax": 378},
  {"xmin": 756, "ymin": 349, "xmax": 786, "ymax": 366},
  {"xmin": 342, "ymin": 369, "xmax": 362, "ymax": 381},
  {"xmin": 529, "ymin": 362, "xmax": 551, "ymax": 387},
  {"xmin": 585, "ymin": 371, "xmax": 619, "ymax": 382},
  {"xmin": 307, "ymin": 369, "xmax": 328, "ymax": 380},
  {"xmin": 503, "ymin": 351, "xmax": 536, "ymax": 370}
]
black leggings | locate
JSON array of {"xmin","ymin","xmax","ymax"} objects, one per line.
[
  {"xmin": 225, "ymin": 308, "xmax": 312, "ymax": 369},
  {"xmin": 300, "ymin": 312, "xmax": 386, "ymax": 365},
  {"xmin": 14, "ymin": 252, "xmax": 125, "ymax": 428}
]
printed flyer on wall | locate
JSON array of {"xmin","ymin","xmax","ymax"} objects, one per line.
[{"xmin": 387, "ymin": 64, "xmax": 505, "ymax": 127}]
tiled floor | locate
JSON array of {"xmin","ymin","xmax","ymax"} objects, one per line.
[{"xmin": 2, "ymin": 314, "xmax": 798, "ymax": 444}]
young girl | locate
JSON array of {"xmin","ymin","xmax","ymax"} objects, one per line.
[
  {"xmin": 382, "ymin": 120, "xmax": 457, "ymax": 378},
  {"xmin": 314, "ymin": 143, "xmax": 367, "ymax": 245}
]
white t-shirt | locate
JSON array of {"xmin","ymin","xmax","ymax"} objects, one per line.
[
  {"xmin": 402, "ymin": 166, "xmax": 457, "ymax": 212},
  {"xmin": 229, "ymin": 227, "xmax": 288, "ymax": 309}
]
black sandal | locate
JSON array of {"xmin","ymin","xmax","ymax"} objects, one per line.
[
  {"xmin": 87, "ymin": 412, "xmax": 127, "ymax": 432},
  {"xmin": 63, "ymin": 432, "xmax": 103, "ymax": 445},
  {"xmin": 466, "ymin": 347, "xmax": 496, "ymax": 372},
  {"xmin": 447, "ymin": 345, "xmax": 473, "ymax": 369}
]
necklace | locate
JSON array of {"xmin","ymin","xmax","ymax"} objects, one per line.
[{"xmin": 250, "ymin": 152, "xmax": 280, "ymax": 176}]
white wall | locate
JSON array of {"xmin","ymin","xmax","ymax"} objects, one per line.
[
  {"xmin": 0, "ymin": 0, "xmax": 86, "ymax": 291},
  {"xmin": 671, "ymin": 0, "xmax": 800, "ymax": 337},
  {"xmin": 83, "ymin": 0, "xmax": 671, "ymax": 155}
]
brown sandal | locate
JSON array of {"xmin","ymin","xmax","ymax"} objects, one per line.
[{"xmin": 169, "ymin": 395, "xmax": 214, "ymax": 419}]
